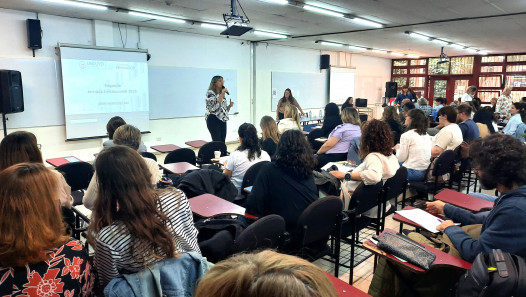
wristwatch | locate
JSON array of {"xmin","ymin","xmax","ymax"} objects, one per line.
[{"xmin": 344, "ymin": 172, "xmax": 351, "ymax": 181}]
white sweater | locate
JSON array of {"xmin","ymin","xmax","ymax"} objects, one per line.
[
  {"xmin": 277, "ymin": 118, "xmax": 301, "ymax": 134},
  {"xmin": 396, "ymin": 129, "xmax": 432, "ymax": 171}
]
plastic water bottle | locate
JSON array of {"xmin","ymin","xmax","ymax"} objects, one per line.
[{"xmin": 309, "ymin": 110, "xmax": 312, "ymax": 119}]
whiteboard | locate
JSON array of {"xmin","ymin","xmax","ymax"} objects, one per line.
[
  {"xmin": 330, "ymin": 67, "xmax": 355, "ymax": 105},
  {"xmin": 271, "ymin": 72, "xmax": 327, "ymax": 111},
  {"xmin": 149, "ymin": 66, "xmax": 237, "ymax": 119},
  {"xmin": 0, "ymin": 58, "xmax": 65, "ymax": 129}
]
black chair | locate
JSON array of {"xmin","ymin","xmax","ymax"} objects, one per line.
[
  {"xmin": 55, "ymin": 162, "xmax": 94, "ymax": 206},
  {"xmin": 288, "ymin": 196, "xmax": 343, "ymax": 277},
  {"xmin": 450, "ymin": 145, "xmax": 478, "ymax": 194},
  {"xmin": 140, "ymin": 151, "xmax": 157, "ymax": 162},
  {"xmin": 233, "ymin": 214, "xmax": 286, "ymax": 253},
  {"xmin": 407, "ymin": 150, "xmax": 455, "ymax": 201},
  {"xmin": 340, "ymin": 181, "xmax": 384, "ymax": 284},
  {"xmin": 236, "ymin": 161, "xmax": 270, "ymax": 204},
  {"xmin": 380, "ymin": 166, "xmax": 408, "ymax": 231},
  {"xmin": 165, "ymin": 148, "xmax": 197, "ymax": 165},
  {"xmin": 197, "ymin": 141, "xmax": 228, "ymax": 166}
]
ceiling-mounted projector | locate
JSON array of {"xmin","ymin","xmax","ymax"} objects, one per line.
[
  {"xmin": 437, "ymin": 46, "xmax": 449, "ymax": 64},
  {"xmin": 221, "ymin": 0, "xmax": 253, "ymax": 36}
]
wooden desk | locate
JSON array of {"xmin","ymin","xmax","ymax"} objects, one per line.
[
  {"xmin": 435, "ymin": 189, "xmax": 494, "ymax": 212},
  {"xmin": 185, "ymin": 140, "xmax": 207, "ymax": 148},
  {"xmin": 363, "ymin": 229, "xmax": 471, "ymax": 273},
  {"xmin": 150, "ymin": 144, "xmax": 181, "ymax": 153},
  {"xmin": 189, "ymin": 193, "xmax": 247, "ymax": 218},
  {"xmin": 324, "ymin": 272, "xmax": 372, "ymax": 297},
  {"xmin": 46, "ymin": 156, "xmax": 83, "ymax": 167},
  {"xmin": 160, "ymin": 162, "xmax": 198, "ymax": 175}
]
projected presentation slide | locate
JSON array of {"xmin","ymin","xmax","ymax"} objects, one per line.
[
  {"xmin": 330, "ymin": 67, "xmax": 355, "ymax": 105},
  {"xmin": 60, "ymin": 47, "xmax": 150, "ymax": 140}
]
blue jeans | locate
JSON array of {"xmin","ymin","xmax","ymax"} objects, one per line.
[{"xmin": 407, "ymin": 168, "xmax": 426, "ymax": 182}]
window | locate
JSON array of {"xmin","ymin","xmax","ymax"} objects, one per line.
[
  {"xmin": 511, "ymin": 91, "xmax": 526, "ymax": 102},
  {"xmin": 482, "ymin": 56, "xmax": 505, "ymax": 63},
  {"xmin": 507, "ymin": 65, "xmax": 526, "ymax": 72},
  {"xmin": 454, "ymin": 80, "xmax": 470, "ymax": 98},
  {"xmin": 507, "ymin": 55, "xmax": 526, "ymax": 62},
  {"xmin": 410, "ymin": 68, "xmax": 425, "ymax": 74},
  {"xmin": 477, "ymin": 91, "xmax": 500, "ymax": 103},
  {"xmin": 393, "ymin": 69, "xmax": 407, "ymax": 74},
  {"xmin": 428, "ymin": 58, "xmax": 449, "ymax": 74},
  {"xmin": 410, "ymin": 59, "xmax": 427, "ymax": 66},
  {"xmin": 450, "ymin": 56, "xmax": 474, "ymax": 74},
  {"xmin": 481, "ymin": 65, "xmax": 503, "ymax": 72},
  {"xmin": 479, "ymin": 75, "xmax": 502, "ymax": 88},
  {"xmin": 393, "ymin": 77, "xmax": 407, "ymax": 88},
  {"xmin": 507, "ymin": 75, "xmax": 526, "ymax": 88},
  {"xmin": 410, "ymin": 77, "xmax": 425, "ymax": 88},
  {"xmin": 393, "ymin": 60, "xmax": 408, "ymax": 66}
]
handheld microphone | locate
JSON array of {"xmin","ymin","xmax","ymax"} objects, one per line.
[{"xmin": 222, "ymin": 86, "xmax": 230, "ymax": 95}]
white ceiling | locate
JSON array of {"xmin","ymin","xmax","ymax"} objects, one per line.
[{"xmin": 1, "ymin": 0, "xmax": 526, "ymax": 59}]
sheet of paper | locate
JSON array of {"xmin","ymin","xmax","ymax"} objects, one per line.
[
  {"xmin": 395, "ymin": 208, "xmax": 443, "ymax": 233},
  {"xmin": 321, "ymin": 161, "xmax": 356, "ymax": 173}
]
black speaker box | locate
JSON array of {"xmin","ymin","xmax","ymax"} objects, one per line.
[
  {"xmin": 27, "ymin": 19, "xmax": 42, "ymax": 50},
  {"xmin": 320, "ymin": 54, "xmax": 330, "ymax": 69},
  {"xmin": 385, "ymin": 81, "xmax": 398, "ymax": 98},
  {"xmin": 0, "ymin": 70, "xmax": 24, "ymax": 114}
]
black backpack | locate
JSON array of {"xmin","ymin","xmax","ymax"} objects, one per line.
[{"xmin": 456, "ymin": 249, "xmax": 526, "ymax": 297}]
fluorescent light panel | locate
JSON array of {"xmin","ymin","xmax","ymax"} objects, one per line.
[
  {"xmin": 263, "ymin": 0, "xmax": 288, "ymax": 4},
  {"xmin": 42, "ymin": 0, "xmax": 107, "ymax": 10},
  {"xmin": 372, "ymin": 49, "xmax": 388, "ymax": 53},
  {"xmin": 303, "ymin": 4, "xmax": 344, "ymax": 17},
  {"xmin": 406, "ymin": 54, "xmax": 420, "ymax": 58},
  {"xmin": 320, "ymin": 41, "xmax": 342, "ymax": 47},
  {"xmin": 352, "ymin": 17, "xmax": 382, "ymax": 28},
  {"xmin": 129, "ymin": 11, "xmax": 185, "ymax": 23},
  {"xmin": 254, "ymin": 30, "xmax": 287, "ymax": 38},
  {"xmin": 348, "ymin": 45, "xmax": 365, "ymax": 51},
  {"xmin": 408, "ymin": 32, "xmax": 429, "ymax": 40},
  {"xmin": 432, "ymin": 39, "xmax": 449, "ymax": 45},
  {"xmin": 201, "ymin": 23, "xmax": 226, "ymax": 30},
  {"xmin": 450, "ymin": 44, "xmax": 465, "ymax": 49},
  {"xmin": 391, "ymin": 52, "xmax": 405, "ymax": 56}
]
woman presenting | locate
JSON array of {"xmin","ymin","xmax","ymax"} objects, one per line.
[
  {"xmin": 276, "ymin": 88, "xmax": 304, "ymax": 120},
  {"xmin": 206, "ymin": 75, "xmax": 234, "ymax": 142}
]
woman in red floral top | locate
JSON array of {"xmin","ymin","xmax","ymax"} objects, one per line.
[{"xmin": 0, "ymin": 163, "xmax": 94, "ymax": 297}]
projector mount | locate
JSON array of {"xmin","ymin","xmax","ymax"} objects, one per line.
[
  {"xmin": 437, "ymin": 47, "xmax": 449, "ymax": 64},
  {"xmin": 221, "ymin": 0, "xmax": 253, "ymax": 36}
]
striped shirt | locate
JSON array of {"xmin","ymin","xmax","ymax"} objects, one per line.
[{"xmin": 94, "ymin": 188, "xmax": 200, "ymax": 290}]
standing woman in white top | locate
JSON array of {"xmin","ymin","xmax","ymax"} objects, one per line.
[
  {"xmin": 432, "ymin": 106, "xmax": 463, "ymax": 158},
  {"xmin": 502, "ymin": 102, "xmax": 526, "ymax": 135},
  {"xmin": 224, "ymin": 123, "xmax": 271, "ymax": 198},
  {"xmin": 205, "ymin": 75, "xmax": 234, "ymax": 143},
  {"xmin": 460, "ymin": 85, "xmax": 477, "ymax": 102},
  {"xmin": 88, "ymin": 145, "xmax": 201, "ymax": 291},
  {"xmin": 395, "ymin": 109, "xmax": 432, "ymax": 181},
  {"xmin": 278, "ymin": 104, "xmax": 302, "ymax": 134}
]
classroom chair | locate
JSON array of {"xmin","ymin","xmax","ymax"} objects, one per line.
[
  {"xmin": 165, "ymin": 148, "xmax": 197, "ymax": 165},
  {"xmin": 140, "ymin": 151, "xmax": 157, "ymax": 162},
  {"xmin": 233, "ymin": 214, "xmax": 286, "ymax": 253},
  {"xmin": 236, "ymin": 160, "xmax": 270, "ymax": 205},
  {"xmin": 197, "ymin": 141, "xmax": 227, "ymax": 166},
  {"xmin": 55, "ymin": 161, "xmax": 94, "ymax": 206},
  {"xmin": 407, "ymin": 150, "xmax": 455, "ymax": 202}
]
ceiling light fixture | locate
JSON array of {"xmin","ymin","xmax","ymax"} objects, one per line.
[
  {"xmin": 351, "ymin": 17, "xmax": 383, "ymax": 28},
  {"xmin": 42, "ymin": 0, "xmax": 107, "ymax": 10},
  {"xmin": 372, "ymin": 49, "xmax": 388, "ymax": 53},
  {"xmin": 129, "ymin": 11, "xmax": 186, "ymax": 23},
  {"xmin": 391, "ymin": 52, "xmax": 405, "ymax": 56},
  {"xmin": 450, "ymin": 43, "xmax": 465, "ymax": 49},
  {"xmin": 406, "ymin": 54, "xmax": 420, "ymax": 58},
  {"xmin": 201, "ymin": 23, "xmax": 227, "ymax": 30},
  {"xmin": 262, "ymin": 0, "xmax": 288, "ymax": 4},
  {"xmin": 304, "ymin": 4, "xmax": 344, "ymax": 17},
  {"xmin": 405, "ymin": 31, "xmax": 430, "ymax": 41},
  {"xmin": 478, "ymin": 51, "xmax": 489, "ymax": 55},
  {"xmin": 318, "ymin": 41, "xmax": 343, "ymax": 47},
  {"xmin": 465, "ymin": 48, "xmax": 478, "ymax": 53},
  {"xmin": 348, "ymin": 45, "xmax": 365, "ymax": 51},
  {"xmin": 432, "ymin": 39, "xmax": 449, "ymax": 45},
  {"xmin": 254, "ymin": 30, "xmax": 288, "ymax": 38}
]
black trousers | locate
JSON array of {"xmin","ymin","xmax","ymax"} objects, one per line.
[
  {"xmin": 316, "ymin": 152, "xmax": 348, "ymax": 170},
  {"xmin": 206, "ymin": 114, "xmax": 227, "ymax": 143}
]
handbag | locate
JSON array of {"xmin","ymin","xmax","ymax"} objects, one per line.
[{"xmin": 377, "ymin": 230, "xmax": 436, "ymax": 270}]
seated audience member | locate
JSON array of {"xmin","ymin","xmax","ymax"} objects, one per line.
[
  {"xmin": 0, "ymin": 131, "xmax": 73, "ymax": 208},
  {"xmin": 502, "ymin": 102, "xmax": 526, "ymax": 135},
  {"xmin": 341, "ymin": 96, "xmax": 354, "ymax": 110},
  {"xmin": 431, "ymin": 106, "xmax": 463, "ymax": 158},
  {"xmin": 259, "ymin": 115, "xmax": 280, "ymax": 157},
  {"xmin": 194, "ymin": 250, "xmax": 338, "ymax": 297},
  {"xmin": 473, "ymin": 107, "xmax": 496, "ymax": 137},
  {"xmin": 369, "ymin": 134, "xmax": 526, "ymax": 297},
  {"xmin": 316, "ymin": 107, "xmax": 361, "ymax": 169},
  {"xmin": 224, "ymin": 123, "xmax": 270, "ymax": 197},
  {"xmin": 491, "ymin": 97, "xmax": 498, "ymax": 112},
  {"xmin": 395, "ymin": 109, "xmax": 431, "ymax": 181},
  {"xmin": 330, "ymin": 120, "xmax": 399, "ymax": 214},
  {"xmin": 417, "ymin": 97, "xmax": 433, "ymax": 117},
  {"xmin": 456, "ymin": 104, "xmax": 480, "ymax": 141},
  {"xmin": 277, "ymin": 104, "xmax": 301, "ymax": 134},
  {"xmin": 461, "ymin": 85, "xmax": 477, "ymax": 102},
  {"xmin": 399, "ymin": 101, "xmax": 415, "ymax": 127},
  {"xmin": 246, "ymin": 130, "xmax": 318, "ymax": 232},
  {"xmin": 513, "ymin": 121, "xmax": 526, "ymax": 142},
  {"xmin": 0, "ymin": 163, "xmax": 94, "ymax": 296},
  {"xmin": 382, "ymin": 106, "xmax": 402, "ymax": 145},
  {"xmin": 472, "ymin": 97, "xmax": 481, "ymax": 112},
  {"xmin": 432, "ymin": 97, "xmax": 446, "ymax": 121},
  {"xmin": 83, "ymin": 124, "xmax": 161, "ymax": 209},
  {"xmin": 103, "ymin": 116, "xmax": 147, "ymax": 152},
  {"xmin": 522, "ymin": 96, "xmax": 526, "ymax": 103},
  {"xmin": 88, "ymin": 146, "xmax": 200, "ymax": 291},
  {"xmin": 308, "ymin": 103, "xmax": 342, "ymax": 150}
]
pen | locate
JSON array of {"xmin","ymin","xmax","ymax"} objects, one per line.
[{"xmin": 437, "ymin": 218, "xmax": 444, "ymax": 223}]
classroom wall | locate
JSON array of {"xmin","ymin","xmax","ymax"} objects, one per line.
[{"xmin": 0, "ymin": 7, "xmax": 391, "ymax": 160}]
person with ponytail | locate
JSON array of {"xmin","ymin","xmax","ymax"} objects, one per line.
[
  {"xmin": 502, "ymin": 102, "xmax": 526, "ymax": 136},
  {"xmin": 224, "ymin": 123, "xmax": 271, "ymax": 198}
]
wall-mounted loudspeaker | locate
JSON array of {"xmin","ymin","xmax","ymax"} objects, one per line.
[
  {"xmin": 0, "ymin": 70, "xmax": 24, "ymax": 114},
  {"xmin": 27, "ymin": 19, "xmax": 42, "ymax": 50},
  {"xmin": 320, "ymin": 54, "xmax": 330, "ymax": 70},
  {"xmin": 385, "ymin": 81, "xmax": 398, "ymax": 98}
]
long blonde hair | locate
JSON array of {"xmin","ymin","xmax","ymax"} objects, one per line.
[
  {"xmin": 194, "ymin": 250, "xmax": 338, "ymax": 297},
  {"xmin": 284, "ymin": 104, "xmax": 301, "ymax": 129},
  {"xmin": 260, "ymin": 116, "xmax": 280, "ymax": 143}
]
